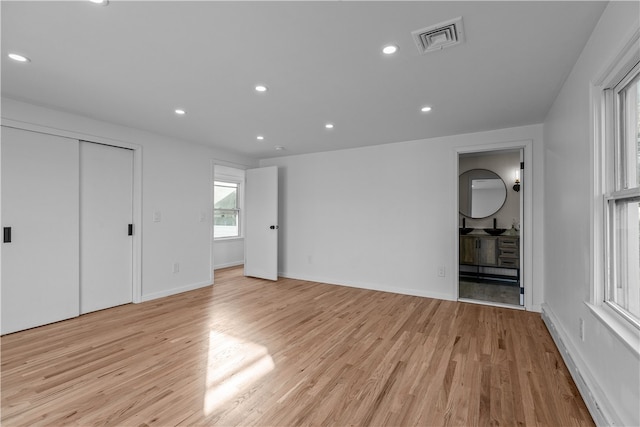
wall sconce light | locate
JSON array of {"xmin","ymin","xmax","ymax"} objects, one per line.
[{"xmin": 513, "ymin": 169, "xmax": 521, "ymax": 192}]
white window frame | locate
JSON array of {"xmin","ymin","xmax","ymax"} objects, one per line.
[
  {"xmin": 214, "ymin": 180, "xmax": 241, "ymax": 239},
  {"xmin": 213, "ymin": 165, "xmax": 246, "ymax": 241},
  {"xmin": 604, "ymin": 193, "xmax": 640, "ymax": 327},
  {"xmin": 589, "ymin": 29, "xmax": 640, "ymax": 354},
  {"xmin": 605, "ymin": 62, "xmax": 640, "ymax": 328}
]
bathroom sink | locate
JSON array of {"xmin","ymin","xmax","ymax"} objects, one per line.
[
  {"xmin": 459, "ymin": 227, "xmax": 474, "ymax": 235},
  {"xmin": 484, "ymin": 228, "xmax": 506, "ymax": 236}
]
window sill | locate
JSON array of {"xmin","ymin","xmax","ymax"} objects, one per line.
[
  {"xmin": 214, "ymin": 236, "xmax": 244, "ymax": 242},
  {"xmin": 585, "ymin": 302, "xmax": 640, "ymax": 357}
]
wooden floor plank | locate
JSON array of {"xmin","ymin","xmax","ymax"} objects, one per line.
[{"xmin": 1, "ymin": 266, "xmax": 594, "ymax": 426}]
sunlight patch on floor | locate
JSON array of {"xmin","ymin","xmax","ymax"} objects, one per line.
[{"xmin": 203, "ymin": 330, "xmax": 274, "ymax": 416}]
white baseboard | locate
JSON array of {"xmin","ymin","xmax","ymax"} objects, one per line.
[
  {"xmin": 278, "ymin": 271, "xmax": 456, "ymax": 301},
  {"xmin": 541, "ymin": 304, "xmax": 618, "ymax": 427},
  {"xmin": 214, "ymin": 261, "xmax": 244, "ymax": 270},
  {"xmin": 140, "ymin": 280, "xmax": 212, "ymax": 303}
]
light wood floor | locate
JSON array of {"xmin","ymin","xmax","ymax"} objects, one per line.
[{"xmin": 1, "ymin": 266, "xmax": 593, "ymax": 426}]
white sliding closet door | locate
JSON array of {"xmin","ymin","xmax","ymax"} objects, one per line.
[
  {"xmin": 80, "ymin": 142, "xmax": 133, "ymax": 314},
  {"xmin": 1, "ymin": 126, "xmax": 80, "ymax": 335}
]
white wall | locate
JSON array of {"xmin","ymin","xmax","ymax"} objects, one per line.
[
  {"xmin": 213, "ymin": 239, "xmax": 244, "ymax": 269},
  {"xmin": 542, "ymin": 2, "xmax": 640, "ymax": 426},
  {"xmin": 1, "ymin": 97, "xmax": 257, "ymax": 302},
  {"xmin": 261, "ymin": 124, "xmax": 544, "ymax": 309}
]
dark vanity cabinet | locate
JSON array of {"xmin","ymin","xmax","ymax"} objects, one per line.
[
  {"xmin": 460, "ymin": 235, "xmax": 498, "ymax": 266},
  {"xmin": 459, "ymin": 234, "xmax": 519, "ymax": 283}
]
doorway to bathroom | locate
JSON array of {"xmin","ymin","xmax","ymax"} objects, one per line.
[{"xmin": 458, "ymin": 148, "xmax": 523, "ymax": 307}]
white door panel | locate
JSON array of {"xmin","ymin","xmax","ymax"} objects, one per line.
[
  {"xmin": 244, "ymin": 166, "xmax": 278, "ymax": 280},
  {"xmin": 80, "ymin": 142, "xmax": 133, "ymax": 314},
  {"xmin": 1, "ymin": 126, "xmax": 80, "ymax": 334}
]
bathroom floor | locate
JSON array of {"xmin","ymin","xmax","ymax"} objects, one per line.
[{"xmin": 459, "ymin": 279, "xmax": 520, "ymax": 306}]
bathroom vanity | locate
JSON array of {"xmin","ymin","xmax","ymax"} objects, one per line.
[{"xmin": 459, "ymin": 233, "xmax": 519, "ymax": 284}]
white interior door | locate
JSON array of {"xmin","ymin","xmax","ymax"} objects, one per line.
[
  {"xmin": 1, "ymin": 126, "xmax": 80, "ymax": 334},
  {"xmin": 244, "ymin": 166, "xmax": 278, "ymax": 280},
  {"xmin": 80, "ymin": 142, "xmax": 133, "ymax": 314}
]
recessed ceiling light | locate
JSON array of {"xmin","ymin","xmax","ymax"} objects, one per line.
[
  {"xmin": 382, "ymin": 45, "xmax": 398, "ymax": 55},
  {"xmin": 325, "ymin": 123, "xmax": 334, "ymax": 129},
  {"xmin": 256, "ymin": 135, "xmax": 264, "ymax": 141},
  {"xmin": 174, "ymin": 109, "xmax": 186, "ymax": 115},
  {"xmin": 421, "ymin": 106, "xmax": 432, "ymax": 113},
  {"xmin": 275, "ymin": 146, "xmax": 285, "ymax": 151},
  {"xmin": 255, "ymin": 85, "xmax": 268, "ymax": 92},
  {"xmin": 8, "ymin": 53, "xmax": 30, "ymax": 63},
  {"xmin": 89, "ymin": 0, "xmax": 109, "ymax": 5}
]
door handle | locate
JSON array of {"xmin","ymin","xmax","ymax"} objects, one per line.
[
  {"xmin": 128, "ymin": 224, "xmax": 134, "ymax": 236},
  {"xmin": 3, "ymin": 227, "xmax": 11, "ymax": 243},
  {"xmin": 269, "ymin": 225, "xmax": 279, "ymax": 230}
]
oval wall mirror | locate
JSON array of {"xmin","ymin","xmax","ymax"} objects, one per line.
[{"xmin": 459, "ymin": 169, "xmax": 507, "ymax": 218}]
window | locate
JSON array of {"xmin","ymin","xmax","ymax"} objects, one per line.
[
  {"xmin": 214, "ymin": 181, "xmax": 240, "ymax": 238},
  {"xmin": 604, "ymin": 62, "xmax": 640, "ymax": 327}
]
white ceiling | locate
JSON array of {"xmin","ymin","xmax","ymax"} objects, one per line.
[{"xmin": 1, "ymin": 1, "xmax": 607, "ymax": 159}]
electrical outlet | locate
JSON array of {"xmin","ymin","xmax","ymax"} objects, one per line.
[
  {"xmin": 173, "ymin": 262, "xmax": 180, "ymax": 274},
  {"xmin": 579, "ymin": 318, "xmax": 585, "ymax": 341},
  {"xmin": 153, "ymin": 211, "xmax": 162, "ymax": 222},
  {"xmin": 438, "ymin": 266, "xmax": 446, "ymax": 277}
]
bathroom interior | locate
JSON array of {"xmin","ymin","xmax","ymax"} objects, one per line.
[{"xmin": 458, "ymin": 150, "xmax": 522, "ymax": 306}]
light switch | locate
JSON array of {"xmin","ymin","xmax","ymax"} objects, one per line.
[{"xmin": 153, "ymin": 211, "xmax": 162, "ymax": 222}]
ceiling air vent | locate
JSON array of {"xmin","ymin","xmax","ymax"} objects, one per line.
[{"xmin": 412, "ymin": 16, "xmax": 464, "ymax": 54}]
